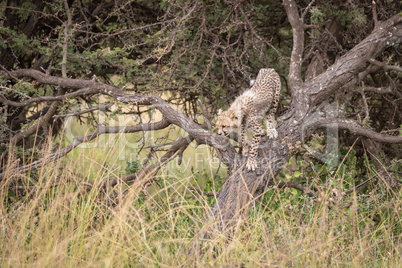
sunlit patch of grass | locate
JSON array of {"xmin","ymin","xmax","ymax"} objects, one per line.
[{"xmin": 61, "ymin": 117, "xmax": 227, "ymax": 181}]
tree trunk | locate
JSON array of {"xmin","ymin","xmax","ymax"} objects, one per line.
[{"xmin": 205, "ymin": 6, "xmax": 402, "ymax": 234}]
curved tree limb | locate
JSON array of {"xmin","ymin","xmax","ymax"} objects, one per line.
[
  {"xmin": 0, "ymin": 69, "xmax": 236, "ymax": 160},
  {"xmin": 308, "ymin": 118, "xmax": 402, "ymax": 144},
  {"xmin": 0, "ymin": 69, "xmax": 111, "ymax": 91},
  {"xmin": 308, "ymin": 14, "xmax": 402, "ymax": 106},
  {"xmin": 116, "ymin": 94, "xmax": 237, "ymax": 167},
  {"xmin": 0, "ymin": 68, "xmax": 237, "ymax": 181}
]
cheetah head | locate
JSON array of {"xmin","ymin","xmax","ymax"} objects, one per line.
[{"xmin": 216, "ymin": 109, "xmax": 240, "ymax": 136}]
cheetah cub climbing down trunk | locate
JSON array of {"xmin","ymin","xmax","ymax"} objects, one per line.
[{"xmin": 216, "ymin": 68, "xmax": 281, "ymax": 171}]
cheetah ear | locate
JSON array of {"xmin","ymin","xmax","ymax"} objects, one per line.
[{"xmin": 218, "ymin": 109, "xmax": 222, "ymax": 115}]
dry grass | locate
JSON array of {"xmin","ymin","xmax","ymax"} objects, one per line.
[{"xmin": 1, "ymin": 142, "xmax": 401, "ymax": 267}]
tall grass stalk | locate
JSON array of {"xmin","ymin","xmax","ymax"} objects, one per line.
[{"xmin": 1, "ymin": 140, "xmax": 401, "ymax": 267}]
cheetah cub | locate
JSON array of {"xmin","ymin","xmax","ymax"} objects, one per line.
[{"xmin": 216, "ymin": 68, "xmax": 281, "ymax": 171}]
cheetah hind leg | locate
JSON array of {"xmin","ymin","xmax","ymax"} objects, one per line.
[
  {"xmin": 266, "ymin": 115, "xmax": 278, "ymax": 139},
  {"xmin": 240, "ymin": 124, "xmax": 249, "ymax": 157}
]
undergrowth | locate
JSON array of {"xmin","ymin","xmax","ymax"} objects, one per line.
[{"xmin": 0, "ymin": 142, "xmax": 401, "ymax": 267}]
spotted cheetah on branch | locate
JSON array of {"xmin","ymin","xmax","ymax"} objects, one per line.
[{"xmin": 216, "ymin": 68, "xmax": 281, "ymax": 171}]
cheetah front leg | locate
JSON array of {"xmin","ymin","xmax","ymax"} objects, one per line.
[
  {"xmin": 266, "ymin": 114, "xmax": 278, "ymax": 139},
  {"xmin": 246, "ymin": 119, "xmax": 263, "ymax": 171}
]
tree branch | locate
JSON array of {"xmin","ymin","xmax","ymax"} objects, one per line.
[
  {"xmin": 277, "ymin": 181, "xmax": 316, "ymax": 197},
  {"xmin": 116, "ymin": 94, "xmax": 237, "ymax": 167},
  {"xmin": 240, "ymin": 4, "xmax": 285, "ymax": 60},
  {"xmin": 283, "ymin": 0, "xmax": 304, "ymax": 87},
  {"xmin": 372, "ymin": 0, "xmax": 379, "ymax": 29},
  {"xmin": 308, "ymin": 118, "xmax": 402, "ymax": 144},
  {"xmin": 62, "ymin": 0, "xmax": 72, "ymax": 78},
  {"xmin": 368, "ymin": 58, "xmax": 402, "ymax": 73},
  {"xmin": 53, "ymin": 103, "xmax": 113, "ymax": 118},
  {"xmin": 309, "ymin": 14, "xmax": 402, "ymax": 106},
  {"xmin": 187, "ymin": 187, "xmax": 216, "ymax": 197},
  {"xmin": 103, "ymin": 134, "xmax": 194, "ymax": 191},
  {"xmin": 197, "ymin": 99, "xmax": 212, "ymax": 130},
  {"xmin": 344, "ymin": 174, "xmax": 378, "ymax": 195},
  {"xmin": 352, "ymin": 86, "xmax": 394, "ymax": 94},
  {"xmin": 0, "ymin": 69, "xmax": 238, "ymax": 177},
  {"xmin": 0, "ymin": 119, "xmax": 171, "ymax": 179},
  {"xmin": 0, "ymin": 69, "xmax": 114, "ymax": 91},
  {"xmin": 0, "ymin": 87, "xmax": 101, "ymax": 107}
]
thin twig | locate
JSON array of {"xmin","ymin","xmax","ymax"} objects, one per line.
[
  {"xmin": 277, "ymin": 182, "xmax": 317, "ymax": 197},
  {"xmin": 360, "ymin": 82, "xmax": 370, "ymax": 122},
  {"xmin": 372, "ymin": 0, "xmax": 378, "ymax": 29},
  {"xmin": 368, "ymin": 58, "xmax": 402, "ymax": 73},
  {"xmin": 188, "ymin": 187, "xmax": 215, "ymax": 197},
  {"xmin": 344, "ymin": 174, "xmax": 378, "ymax": 195},
  {"xmin": 53, "ymin": 103, "xmax": 113, "ymax": 118}
]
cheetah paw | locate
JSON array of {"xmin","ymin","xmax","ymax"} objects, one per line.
[
  {"xmin": 246, "ymin": 158, "xmax": 257, "ymax": 171},
  {"xmin": 266, "ymin": 128, "xmax": 278, "ymax": 139}
]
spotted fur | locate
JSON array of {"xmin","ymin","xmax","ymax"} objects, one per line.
[{"xmin": 216, "ymin": 68, "xmax": 281, "ymax": 171}]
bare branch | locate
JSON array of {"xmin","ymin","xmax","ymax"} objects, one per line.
[
  {"xmin": 116, "ymin": 95, "xmax": 237, "ymax": 165},
  {"xmin": 344, "ymin": 174, "xmax": 378, "ymax": 195},
  {"xmin": 53, "ymin": 103, "xmax": 113, "ymax": 118},
  {"xmin": 277, "ymin": 181, "xmax": 316, "ymax": 197},
  {"xmin": 372, "ymin": 0, "xmax": 379, "ymax": 29},
  {"xmin": 381, "ymin": 128, "xmax": 402, "ymax": 134},
  {"xmin": 0, "ymin": 87, "xmax": 101, "ymax": 107},
  {"xmin": 197, "ymin": 99, "xmax": 212, "ymax": 130},
  {"xmin": 359, "ymin": 82, "xmax": 370, "ymax": 121},
  {"xmin": 368, "ymin": 58, "xmax": 402, "ymax": 73},
  {"xmin": 9, "ymin": 89, "xmax": 66, "ymax": 145},
  {"xmin": 62, "ymin": 0, "xmax": 72, "ymax": 78},
  {"xmin": 240, "ymin": 4, "xmax": 285, "ymax": 60},
  {"xmin": 283, "ymin": 0, "xmax": 304, "ymax": 87},
  {"xmin": 11, "ymin": 106, "xmax": 50, "ymax": 126},
  {"xmin": 0, "ymin": 119, "xmax": 171, "ymax": 179},
  {"xmin": 309, "ymin": 118, "xmax": 402, "ymax": 144},
  {"xmin": 188, "ymin": 187, "xmax": 215, "ymax": 197},
  {"xmin": 352, "ymin": 86, "xmax": 394, "ymax": 94},
  {"xmin": 0, "ymin": 69, "xmax": 114, "ymax": 91},
  {"xmin": 107, "ymin": 135, "xmax": 194, "ymax": 190},
  {"xmin": 309, "ymin": 14, "xmax": 402, "ymax": 106},
  {"xmin": 0, "ymin": 69, "xmax": 237, "ymax": 176}
]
